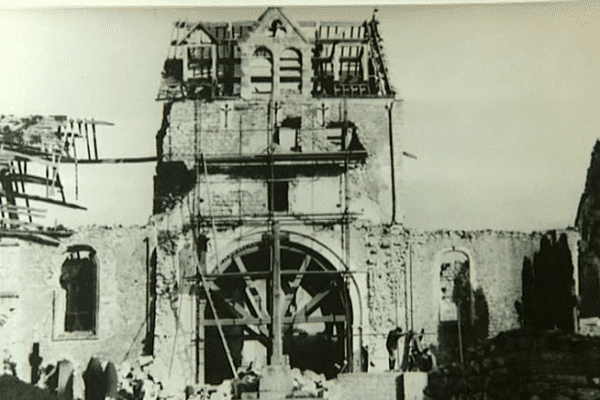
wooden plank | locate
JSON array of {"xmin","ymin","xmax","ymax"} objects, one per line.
[
  {"xmin": 5, "ymin": 174, "xmax": 62, "ymax": 189},
  {"xmin": 208, "ymin": 283, "xmax": 271, "ymax": 339},
  {"xmin": 0, "ymin": 204, "xmax": 46, "ymax": 213},
  {"xmin": 0, "ymin": 218, "xmax": 45, "ymax": 229},
  {"xmin": 316, "ymin": 38, "xmax": 368, "ymax": 44},
  {"xmin": 292, "ymin": 289, "xmax": 331, "ymax": 320},
  {"xmin": 0, "ymin": 190, "xmax": 86, "ymax": 210},
  {"xmin": 283, "ymin": 255, "xmax": 311, "ymax": 315},
  {"xmin": 234, "ymin": 256, "xmax": 268, "ymax": 319},
  {"xmin": 80, "ymin": 119, "xmax": 114, "ymax": 126},
  {"xmin": 91, "ymin": 123, "xmax": 98, "ymax": 159},
  {"xmin": 59, "ymin": 156, "xmax": 157, "ymax": 164},
  {"xmin": 16, "ymin": 161, "xmax": 32, "ymax": 223},
  {"xmin": 0, "ymin": 228, "xmax": 74, "ymax": 238},
  {"xmin": 202, "ymin": 314, "xmax": 346, "ymax": 327},
  {"xmin": 0, "ymin": 209, "xmax": 46, "ymax": 219},
  {"xmin": 0, "ymin": 149, "xmax": 59, "ymax": 167}
]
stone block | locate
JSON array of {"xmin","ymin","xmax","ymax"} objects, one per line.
[
  {"xmin": 404, "ymin": 372, "xmax": 429, "ymax": 400},
  {"xmin": 259, "ymin": 365, "xmax": 294, "ymax": 400}
]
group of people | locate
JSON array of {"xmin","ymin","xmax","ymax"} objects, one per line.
[{"xmin": 385, "ymin": 327, "xmax": 436, "ymax": 372}]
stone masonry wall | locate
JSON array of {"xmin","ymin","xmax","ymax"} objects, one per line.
[
  {"xmin": 426, "ymin": 329, "xmax": 600, "ymax": 400},
  {"xmin": 351, "ymin": 226, "xmax": 579, "ymax": 371},
  {"xmin": 157, "ymin": 97, "xmax": 402, "ymax": 224},
  {"xmin": 0, "ymin": 226, "xmax": 149, "ymax": 383},
  {"xmin": 150, "ymin": 213, "xmax": 579, "ymax": 384}
]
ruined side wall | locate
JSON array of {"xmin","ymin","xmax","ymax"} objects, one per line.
[
  {"xmin": 356, "ymin": 227, "xmax": 579, "ymax": 371},
  {"xmin": 0, "ymin": 226, "xmax": 149, "ymax": 381}
]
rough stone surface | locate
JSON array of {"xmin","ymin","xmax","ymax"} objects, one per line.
[
  {"xmin": 426, "ymin": 329, "xmax": 600, "ymax": 400},
  {"xmin": 0, "ymin": 226, "xmax": 149, "ymax": 383},
  {"xmin": 325, "ymin": 372, "xmax": 401, "ymax": 400},
  {"xmin": 576, "ymin": 140, "xmax": 600, "ymax": 318},
  {"xmin": 151, "ymin": 213, "xmax": 579, "ymax": 386},
  {"xmin": 155, "ymin": 97, "xmax": 402, "ymax": 224}
]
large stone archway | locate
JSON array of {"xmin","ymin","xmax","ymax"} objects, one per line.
[{"xmin": 200, "ymin": 235, "xmax": 353, "ymax": 384}]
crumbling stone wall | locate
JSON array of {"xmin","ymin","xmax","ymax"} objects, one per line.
[
  {"xmin": 151, "ymin": 213, "xmax": 580, "ymax": 385},
  {"xmin": 0, "ymin": 226, "xmax": 149, "ymax": 383},
  {"xmin": 154, "ymin": 97, "xmax": 403, "ymax": 224},
  {"xmin": 426, "ymin": 329, "xmax": 600, "ymax": 400},
  {"xmin": 353, "ymin": 226, "xmax": 579, "ymax": 370}
]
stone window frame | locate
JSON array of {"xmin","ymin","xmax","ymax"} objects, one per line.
[
  {"xmin": 436, "ymin": 248, "xmax": 476, "ymax": 323},
  {"xmin": 250, "ymin": 46, "xmax": 274, "ymax": 94},
  {"xmin": 52, "ymin": 244, "xmax": 100, "ymax": 341},
  {"xmin": 279, "ymin": 47, "xmax": 302, "ymax": 94},
  {"xmin": 434, "ymin": 248, "xmax": 478, "ymax": 363}
]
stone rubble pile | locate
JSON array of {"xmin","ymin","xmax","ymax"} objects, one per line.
[
  {"xmin": 426, "ymin": 329, "xmax": 600, "ymax": 400},
  {"xmin": 183, "ymin": 367, "xmax": 334, "ymax": 400},
  {"xmin": 289, "ymin": 368, "xmax": 331, "ymax": 398},
  {"xmin": 117, "ymin": 356, "xmax": 162, "ymax": 400}
]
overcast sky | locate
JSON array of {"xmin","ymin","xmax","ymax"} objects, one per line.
[{"xmin": 0, "ymin": 2, "xmax": 597, "ymax": 231}]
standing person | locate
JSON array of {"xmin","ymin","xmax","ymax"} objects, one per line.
[{"xmin": 386, "ymin": 327, "xmax": 405, "ymax": 370}]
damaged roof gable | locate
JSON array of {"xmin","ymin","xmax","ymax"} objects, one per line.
[{"xmin": 244, "ymin": 7, "xmax": 308, "ymax": 45}]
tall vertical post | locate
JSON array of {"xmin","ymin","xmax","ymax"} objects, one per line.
[
  {"xmin": 195, "ymin": 235, "xmax": 208, "ymax": 384},
  {"xmin": 0, "ymin": 163, "xmax": 18, "ymax": 221},
  {"xmin": 271, "ymin": 221, "xmax": 284, "ymax": 365}
]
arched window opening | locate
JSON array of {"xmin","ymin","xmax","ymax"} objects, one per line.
[
  {"xmin": 60, "ymin": 245, "xmax": 98, "ymax": 333},
  {"xmin": 438, "ymin": 251, "xmax": 471, "ymax": 365},
  {"xmin": 280, "ymin": 48, "xmax": 302, "ymax": 94},
  {"xmin": 251, "ymin": 47, "xmax": 273, "ymax": 93}
]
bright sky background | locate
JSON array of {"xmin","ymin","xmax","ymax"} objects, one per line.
[{"xmin": 0, "ymin": 2, "xmax": 597, "ymax": 231}]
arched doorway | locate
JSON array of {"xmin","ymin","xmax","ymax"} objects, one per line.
[
  {"xmin": 438, "ymin": 250, "xmax": 471, "ymax": 365},
  {"xmin": 202, "ymin": 239, "xmax": 352, "ymax": 384}
]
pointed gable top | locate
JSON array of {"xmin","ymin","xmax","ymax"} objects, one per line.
[{"xmin": 252, "ymin": 7, "xmax": 308, "ymax": 44}]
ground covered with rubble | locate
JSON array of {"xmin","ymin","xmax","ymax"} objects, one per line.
[{"xmin": 426, "ymin": 329, "xmax": 600, "ymax": 400}]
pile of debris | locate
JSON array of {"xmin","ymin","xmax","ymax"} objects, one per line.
[
  {"xmin": 289, "ymin": 368, "xmax": 332, "ymax": 398},
  {"xmin": 25, "ymin": 355, "xmax": 163, "ymax": 400},
  {"xmin": 184, "ymin": 366, "xmax": 334, "ymax": 400},
  {"xmin": 426, "ymin": 329, "xmax": 600, "ymax": 400},
  {"xmin": 117, "ymin": 356, "xmax": 162, "ymax": 400}
]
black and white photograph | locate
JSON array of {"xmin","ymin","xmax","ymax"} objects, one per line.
[{"xmin": 0, "ymin": 1, "xmax": 599, "ymax": 399}]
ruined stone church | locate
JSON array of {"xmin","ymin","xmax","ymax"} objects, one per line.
[{"xmin": 0, "ymin": 7, "xmax": 582, "ymax": 398}]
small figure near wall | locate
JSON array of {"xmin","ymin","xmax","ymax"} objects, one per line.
[
  {"xmin": 387, "ymin": 328, "xmax": 437, "ymax": 372},
  {"xmin": 386, "ymin": 327, "xmax": 406, "ymax": 370}
]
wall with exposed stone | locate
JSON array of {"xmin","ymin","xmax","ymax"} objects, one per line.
[
  {"xmin": 0, "ymin": 226, "xmax": 149, "ymax": 383},
  {"xmin": 426, "ymin": 329, "xmax": 600, "ymax": 400},
  {"xmin": 347, "ymin": 226, "xmax": 579, "ymax": 371},
  {"xmin": 149, "ymin": 212, "xmax": 580, "ymax": 389},
  {"xmin": 155, "ymin": 97, "xmax": 403, "ymax": 225}
]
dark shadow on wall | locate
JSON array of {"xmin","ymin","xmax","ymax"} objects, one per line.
[
  {"xmin": 579, "ymin": 246, "xmax": 600, "ymax": 318},
  {"xmin": 473, "ymin": 288, "xmax": 489, "ymax": 342},
  {"xmin": 143, "ymin": 249, "xmax": 157, "ymax": 356},
  {"xmin": 283, "ymin": 328, "xmax": 345, "ymax": 380},
  {"xmin": 575, "ymin": 140, "xmax": 600, "ymax": 317},
  {"xmin": 519, "ymin": 232, "xmax": 576, "ymax": 331},
  {"xmin": 437, "ymin": 259, "xmax": 490, "ymax": 365},
  {"xmin": 437, "ymin": 290, "xmax": 489, "ymax": 365}
]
